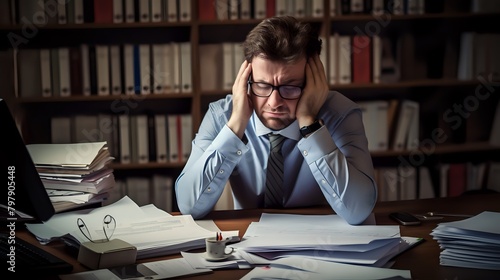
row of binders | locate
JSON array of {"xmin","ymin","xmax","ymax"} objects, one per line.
[
  {"xmin": 107, "ymin": 175, "xmax": 174, "ymax": 212},
  {"xmin": 375, "ymin": 161, "xmax": 500, "ymax": 202},
  {"xmin": 17, "ymin": 42, "xmax": 192, "ymax": 98},
  {"xmin": 200, "ymin": 34, "xmax": 405, "ymax": 92},
  {"xmin": 358, "ymin": 99, "xmax": 419, "ymax": 152},
  {"xmin": 51, "ymin": 114, "xmax": 193, "ymax": 165},
  {"xmin": 3, "ymin": 0, "xmax": 429, "ymax": 26},
  {"xmin": 326, "ymin": 31, "xmax": 500, "ymax": 84},
  {"xmin": 326, "ymin": 34, "xmax": 388, "ymax": 85},
  {"xmin": 12, "ymin": 0, "xmax": 192, "ymax": 25},
  {"xmin": 458, "ymin": 32, "xmax": 500, "ymax": 81},
  {"xmin": 26, "ymin": 142, "xmax": 115, "ymax": 213}
]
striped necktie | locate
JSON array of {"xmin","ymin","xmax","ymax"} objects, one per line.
[{"xmin": 265, "ymin": 133, "xmax": 285, "ymax": 208}]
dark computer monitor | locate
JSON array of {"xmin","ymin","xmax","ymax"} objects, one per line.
[{"xmin": 0, "ymin": 98, "xmax": 55, "ymax": 223}]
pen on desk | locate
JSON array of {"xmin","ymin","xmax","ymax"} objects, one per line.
[{"xmin": 426, "ymin": 212, "xmax": 473, "ymax": 218}]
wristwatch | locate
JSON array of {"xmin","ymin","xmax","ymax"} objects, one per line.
[{"xmin": 300, "ymin": 119, "xmax": 323, "ymax": 137}]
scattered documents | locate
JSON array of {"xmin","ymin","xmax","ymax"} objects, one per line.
[
  {"xmin": 232, "ymin": 213, "xmax": 410, "ymax": 268},
  {"xmin": 240, "ymin": 256, "xmax": 412, "ymax": 280},
  {"xmin": 27, "ymin": 141, "xmax": 115, "ymax": 212},
  {"xmin": 25, "ymin": 196, "xmax": 239, "ymax": 259},
  {"xmin": 59, "ymin": 258, "xmax": 212, "ymax": 280},
  {"xmin": 430, "ymin": 211, "xmax": 500, "ymax": 270}
]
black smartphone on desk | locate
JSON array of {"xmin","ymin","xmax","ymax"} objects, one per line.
[{"xmin": 389, "ymin": 212, "xmax": 421, "ymax": 226}]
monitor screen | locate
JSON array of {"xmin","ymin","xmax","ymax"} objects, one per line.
[{"xmin": 0, "ymin": 98, "xmax": 55, "ymax": 223}]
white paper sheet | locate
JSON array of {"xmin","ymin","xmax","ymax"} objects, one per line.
[
  {"xmin": 240, "ymin": 256, "xmax": 412, "ymax": 280},
  {"xmin": 59, "ymin": 258, "xmax": 212, "ymax": 280}
]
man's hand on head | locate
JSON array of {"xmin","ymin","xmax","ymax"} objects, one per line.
[
  {"xmin": 228, "ymin": 60, "xmax": 254, "ymax": 139},
  {"xmin": 296, "ymin": 55, "xmax": 329, "ymax": 128}
]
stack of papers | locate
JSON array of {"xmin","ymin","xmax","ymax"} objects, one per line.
[
  {"xmin": 232, "ymin": 213, "xmax": 420, "ymax": 268},
  {"xmin": 241, "ymin": 257, "xmax": 412, "ymax": 280},
  {"xmin": 27, "ymin": 141, "xmax": 115, "ymax": 212},
  {"xmin": 25, "ymin": 196, "xmax": 239, "ymax": 259},
  {"xmin": 430, "ymin": 211, "xmax": 500, "ymax": 270}
]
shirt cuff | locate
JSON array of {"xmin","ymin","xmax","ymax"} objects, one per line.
[
  {"xmin": 210, "ymin": 125, "xmax": 250, "ymax": 162},
  {"xmin": 297, "ymin": 126, "xmax": 338, "ymax": 164}
]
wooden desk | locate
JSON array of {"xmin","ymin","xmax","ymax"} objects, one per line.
[{"xmin": 16, "ymin": 193, "xmax": 500, "ymax": 280}]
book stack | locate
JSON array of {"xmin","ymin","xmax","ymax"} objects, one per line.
[
  {"xmin": 430, "ymin": 211, "xmax": 500, "ymax": 270},
  {"xmin": 26, "ymin": 141, "xmax": 115, "ymax": 213}
]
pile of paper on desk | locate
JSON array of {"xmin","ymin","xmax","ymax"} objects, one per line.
[
  {"xmin": 430, "ymin": 211, "xmax": 500, "ymax": 270},
  {"xmin": 231, "ymin": 213, "xmax": 421, "ymax": 268},
  {"xmin": 26, "ymin": 141, "xmax": 115, "ymax": 212},
  {"xmin": 241, "ymin": 257, "xmax": 412, "ymax": 280},
  {"xmin": 25, "ymin": 196, "xmax": 239, "ymax": 259}
]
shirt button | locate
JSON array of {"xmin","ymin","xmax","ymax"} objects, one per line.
[
  {"xmin": 207, "ymin": 187, "xmax": 211, "ymax": 192},
  {"xmin": 321, "ymin": 179, "xmax": 326, "ymax": 184},
  {"xmin": 219, "ymin": 169, "xmax": 224, "ymax": 174},
  {"xmin": 303, "ymin": 150, "xmax": 308, "ymax": 156},
  {"xmin": 236, "ymin": 150, "xmax": 242, "ymax": 155}
]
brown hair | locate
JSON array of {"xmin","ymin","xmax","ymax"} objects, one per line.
[{"xmin": 243, "ymin": 16, "xmax": 322, "ymax": 64}]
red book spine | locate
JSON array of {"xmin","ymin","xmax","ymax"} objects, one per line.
[
  {"xmin": 447, "ymin": 163, "xmax": 466, "ymax": 197},
  {"xmin": 266, "ymin": 0, "xmax": 276, "ymax": 17},
  {"xmin": 198, "ymin": 0, "xmax": 216, "ymax": 20},
  {"xmin": 352, "ymin": 35, "xmax": 372, "ymax": 83},
  {"xmin": 94, "ymin": 0, "xmax": 114, "ymax": 23}
]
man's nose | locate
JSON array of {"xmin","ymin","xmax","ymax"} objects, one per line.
[{"xmin": 267, "ymin": 88, "xmax": 284, "ymax": 107}]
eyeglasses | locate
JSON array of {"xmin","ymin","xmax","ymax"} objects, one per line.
[
  {"xmin": 247, "ymin": 77, "xmax": 303, "ymax": 100},
  {"xmin": 77, "ymin": 214, "xmax": 116, "ymax": 243}
]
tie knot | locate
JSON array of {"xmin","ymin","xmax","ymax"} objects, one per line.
[{"xmin": 269, "ymin": 134, "xmax": 285, "ymax": 151}]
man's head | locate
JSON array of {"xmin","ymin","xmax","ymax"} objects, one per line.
[
  {"xmin": 242, "ymin": 16, "xmax": 322, "ymax": 131},
  {"xmin": 242, "ymin": 16, "xmax": 322, "ymax": 64}
]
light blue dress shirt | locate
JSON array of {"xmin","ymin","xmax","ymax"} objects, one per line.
[{"xmin": 175, "ymin": 91, "xmax": 377, "ymax": 224}]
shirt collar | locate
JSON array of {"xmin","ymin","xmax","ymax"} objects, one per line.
[{"xmin": 253, "ymin": 113, "xmax": 302, "ymax": 141}]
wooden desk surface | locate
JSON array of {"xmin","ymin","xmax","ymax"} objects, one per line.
[{"xmin": 15, "ymin": 193, "xmax": 500, "ymax": 280}]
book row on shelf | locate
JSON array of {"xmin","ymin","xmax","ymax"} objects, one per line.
[
  {"xmin": 359, "ymin": 97, "xmax": 500, "ymax": 152},
  {"xmin": 51, "ymin": 113, "xmax": 193, "ymax": 165},
  {"xmin": 327, "ymin": 31, "xmax": 499, "ymax": 85},
  {"xmin": 12, "ymin": 30, "xmax": 498, "ymax": 100},
  {"xmin": 1, "ymin": 0, "xmax": 193, "ymax": 25},
  {"xmin": 199, "ymin": 30, "xmax": 497, "ymax": 93},
  {"xmin": 359, "ymin": 99, "xmax": 418, "ymax": 152},
  {"xmin": 17, "ymin": 42, "xmax": 192, "ymax": 98},
  {"xmin": 3, "ymin": 0, "xmax": 498, "ymax": 27},
  {"xmin": 458, "ymin": 33, "xmax": 500, "ymax": 81},
  {"xmin": 106, "ymin": 174, "xmax": 174, "ymax": 213},
  {"xmin": 199, "ymin": 0, "xmax": 427, "ymax": 20},
  {"xmin": 375, "ymin": 161, "xmax": 500, "ymax": 202},
  {"xmin": 0, "ymin": 0, "xmax": 430, "ymax": 27}
]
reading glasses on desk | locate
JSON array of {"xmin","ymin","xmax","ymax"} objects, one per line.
[{"xmin": 77, "ymin": 214, "xmax": 116, "ymax": 243}]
